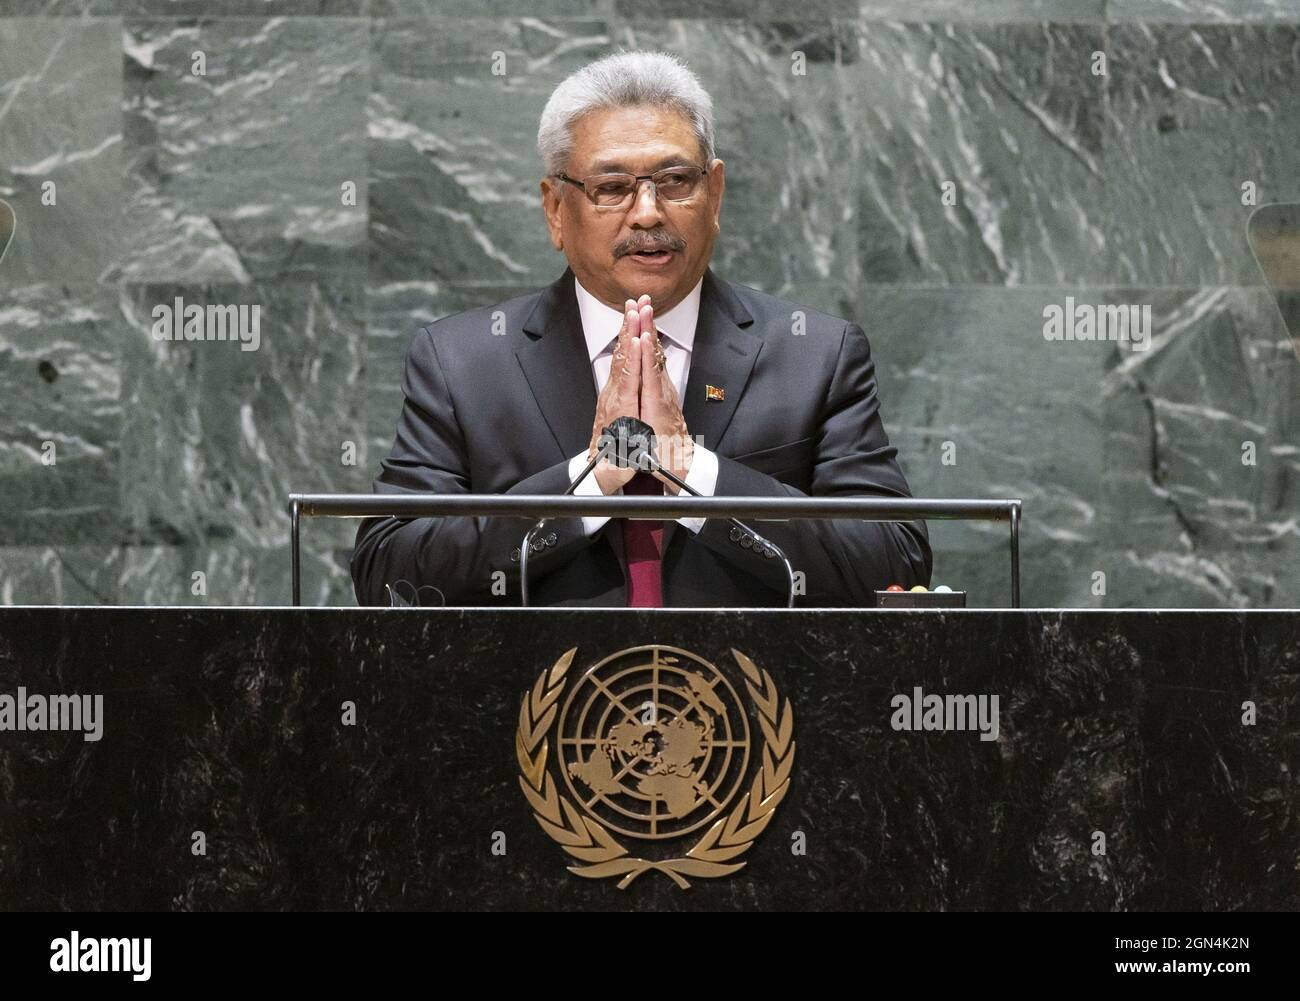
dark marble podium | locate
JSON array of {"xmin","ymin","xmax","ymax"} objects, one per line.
[{"xmin": 0, "ymin": 608, "xmax": 1295, "ymax": 911}]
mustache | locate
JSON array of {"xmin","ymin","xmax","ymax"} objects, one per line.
[{"xmin": 614, "ymin": 232, "xmax": 686, "ymax": 258}]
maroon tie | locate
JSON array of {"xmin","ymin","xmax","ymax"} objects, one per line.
[{"xmin": 621, "ymin": 471, "xmax": 664, "ymax": 607}]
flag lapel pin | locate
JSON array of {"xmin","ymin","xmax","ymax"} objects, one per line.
[{"xmin": 705, "ymin": 384, "xmax": 725, "ymax": 401}]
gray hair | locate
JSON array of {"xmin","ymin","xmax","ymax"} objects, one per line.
[{"xmin": 536, "ymin": 50, "xmax": 715, "ymax": 176}]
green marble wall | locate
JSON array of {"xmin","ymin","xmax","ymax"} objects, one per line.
[{"xmin": 1, "ymin": 1, "xmax": 1296, "ymax": 607}]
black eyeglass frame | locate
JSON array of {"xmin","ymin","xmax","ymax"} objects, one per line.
[{"xmin": 552, "ymin": 163, "xmax": 712, "ymax": 206}]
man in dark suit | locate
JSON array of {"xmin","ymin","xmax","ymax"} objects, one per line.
[{"xmin": 351, "ymin": 50, "xmax": 930, "ymax": 608}]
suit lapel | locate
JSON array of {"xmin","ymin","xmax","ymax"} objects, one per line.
[
  {"xmin": 680, "ymin": 267, "xmax": 760, "ymax": 455},
  {"xmin": 516, "ymin": 266, "xmax": 598, "ymax": 460}
]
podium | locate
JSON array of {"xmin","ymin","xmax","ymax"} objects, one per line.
[{"xmin": 1, "ymin": 605, "xmax": 1296, "ymax": 911}]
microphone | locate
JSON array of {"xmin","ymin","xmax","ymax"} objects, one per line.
[{"xmin": 604, "ymin": 417, "xmax": 797, "ymax": 609}]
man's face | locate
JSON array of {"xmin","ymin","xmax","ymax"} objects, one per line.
[{"xmin": 541, "ymin": 104, "xmax": 725, "ymax": 314}]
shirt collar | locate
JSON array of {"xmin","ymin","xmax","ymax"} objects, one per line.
[{"xmin": 574, "ymin": 273, "xmax": 704, "ymax": 363}]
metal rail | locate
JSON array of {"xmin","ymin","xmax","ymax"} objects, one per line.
[{"xmin": 288, "ymin": 494, "xmax": 1023, "ymax": 608}]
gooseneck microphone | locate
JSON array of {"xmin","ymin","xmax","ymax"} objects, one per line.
[{"xmin": 519, "ymin": 417, "xmax": 797, "ymax": 608}]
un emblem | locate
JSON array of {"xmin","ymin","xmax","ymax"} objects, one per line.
[{"xmin": 516, "ymin": 645, "xmax": 795, "ymax": 889}]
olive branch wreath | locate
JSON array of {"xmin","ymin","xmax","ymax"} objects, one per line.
[{"xmin": 516, "ymin": 646, "xmax": 795, "ymax": 890}]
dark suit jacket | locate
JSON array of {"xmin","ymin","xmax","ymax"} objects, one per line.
[{"xmin": 351, "ymin": 265, "xmax": 931, "ymax": 607}]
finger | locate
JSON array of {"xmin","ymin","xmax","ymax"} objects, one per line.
[
  {"xmin": 620, "ymin": 334, "xmax": 642, "ymax": 401},
  {"xmin": 639, "ymin": 303, "xmax": 655, "ymax": 338},
  {"xmin": 610, "ymin": 306, "xmax": 637, "ymax": 380},
  {"xmin": 639, "ymin": 330, "xmax": 659, "ymax": 399},
  {"xmin": 620, "ymin": 304, "xmax": 637, "ymax": 348},
  {"xmin": 640, "ymin": 306, "xmax": 668, "ymax": 377},
  {"xmin": 623, "ymin": 300, "xmax": 637, "ymax": 337},
  {"xmin": 638, "ymin": 304, "xmax": 662, "ymax": 368}
]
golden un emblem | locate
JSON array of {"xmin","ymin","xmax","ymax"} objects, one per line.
[{"xmin": 516, "ymin": 645, "xmax": 795, "ymax": 889}]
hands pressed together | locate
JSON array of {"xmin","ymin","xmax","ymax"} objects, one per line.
[{"xmin": 587, "ymin": 294, "xmax": 694, "ymax": 495}]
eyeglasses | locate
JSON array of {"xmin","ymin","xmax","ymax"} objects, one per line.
[{"xmin": 554, "ymin": 164, "xmax": 709, "ymax": 208}]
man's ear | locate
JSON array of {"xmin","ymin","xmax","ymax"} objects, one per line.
[{"xmin": 540, "ymin": 177, "xmax": 564, "ymax": 251}]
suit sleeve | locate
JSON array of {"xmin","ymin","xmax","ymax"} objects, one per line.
[
  {"xmin": 350, "ymin": 327, "xmax": 599, "ymax": 607},
  {"xmin": 690, "ymin": 322, "xmax": 932, "ymax": 605}
]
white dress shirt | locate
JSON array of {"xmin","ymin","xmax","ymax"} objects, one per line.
[{"xmin": 567, "ymin": 274, "xmax": 720, "ymax": 537}]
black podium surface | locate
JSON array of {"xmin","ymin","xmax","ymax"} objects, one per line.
[{"xmin": 0, "ymin": 608, "xmax": 1296, "ymax": 911}]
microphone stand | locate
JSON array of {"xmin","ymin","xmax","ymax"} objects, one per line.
[
  {"xmin": 518, "ymin": 438, "xmax": 614, "ymax": 608},
  {"xmin": 520, "ymin": 419, "xmax": 797, "ymax": 609}
]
